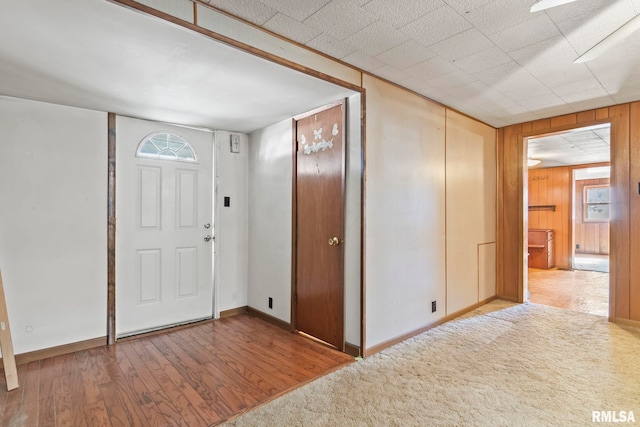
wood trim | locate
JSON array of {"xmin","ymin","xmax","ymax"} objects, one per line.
[
  {"xmin": 365, "ymin": 296, "xmax": 498, "ymax": 356},
  {"xmin": 290, "ymin": 117, "xmax": 298, "ymax": 331},
  {"xmin": 107, "ymin": 112, "xmax": 116, "ymax": 345},
  {"xmin": 614, "ymin": 317, "xmax": 640, "ymax": 329},
  {"xmin": 360, "ymin": 91, "xmax": 367, "ymax": 357},
  {"xmin": 630, "ymin": 101, "xmax": 640, "ymax": 320},
  {"xmin": 0, "ymin": 271, "xmax": 18, "ymax": 390},
  {"xmin": 0, "ymin": 336, "xmax": 107, "ymax": 368},
  {"xmin": 109, "ymin": 0, "xmax": 363, "ymax": 94},
  {"xmin": 247, "ymin": 307, "xmax": 292, "ymax": 332},
  {"xmin": 496, "ymin": 127, "xmax": 505, "ymax": 297},
  {"xmin": 344, "ymin": 342, "xmax": 361, "ymax": 358},
  {"xmin": 219, "ymin": 306, "xmax": 248, "ymax": 318}
]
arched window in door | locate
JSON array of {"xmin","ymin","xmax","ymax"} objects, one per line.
[{"xmin": 136, "ymin": 132, "xmax": 197, "ymax": 162}]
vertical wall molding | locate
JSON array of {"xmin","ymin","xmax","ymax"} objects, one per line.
[{"xmin": 107, "ymin": 113, "xmax": 116, "ymax": 345}]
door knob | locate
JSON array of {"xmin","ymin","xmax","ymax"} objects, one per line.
[
  {"xmin": 328, "ymin": 236, "xmax": 340, "ymax": 246},
  {"xmin": 204, "ymin": 235, "xmax": 213, "ymax": 242}
]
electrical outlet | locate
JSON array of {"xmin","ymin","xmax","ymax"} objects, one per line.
[
  {"xmin": 576, "ymin": 244, "xmax": 580, "ymax": 249},
  {"xmin": 268, "ymin": 297, "xmax": 273, "ymax": 309},
  {"xmin": 431, "ymin": 300, "xmax": 437, "ymax": 313}
]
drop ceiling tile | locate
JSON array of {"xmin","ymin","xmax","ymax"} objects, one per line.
[
  {"xmin": 362, "ymin": 0, "xmax": 445, "ymax": 28},
  {"xmin": 203, "ymin": 0, "xmax": 277, "ymax": 25},
  {"xmin": 342, "ymin": 50, "xmax": 386, "ymax": 71},
  {"xmin": 473, "ymin": 61, "xmax": 521, "ymax": 85},
  {"xmin": 399, "ymin": 5, "xmax": 471, "ymax": 47},
  {"xmin": 258, "ymin": 0, "xmax": 331, "ymax": 21},
  {"xmin": 492, "ymin": 69, "xmax": 552, "ymax": 100},
  {"xmin": 445, "ymin": 80, "xmax": 491, "ymax": 99},
  {"xmin": 509, "ymin": 36, "xmax": 578, "ymax": 71},
  {"xmin": 463, "ymin": 0, "xmax": 533, "ymax": 35},
  {"xmin": 427, "ymin": 70, "xmax": 476, "ymax": 89},
  {"xmin": 303, "ymin": 0, "xmax": 378, "ymax": 40},
  {"xmin": 399, "ymin": 76, "xmax": 433, "ymax": 93},
  {"xmin": 535, "ymin": 65, "xmax": 596, "ymax": 90},
  {"xmin": 517, "ymin": 93, "xmax": 566, "ymax": 110},
  {"xmin": 443, "ymin": 0, "xmax": 495, "ymax": 15},
  {"xmin": 429, "ymin": 28, "xmax": 493, "ymax": 62},
  {"xmin": 405, "ymin": 55, "xmax": 459, "ymax": 80},
  {"xmin": 531, "ymin": 104, "xmax": 579, "ymax": 119},
  {"xmin": 549, "ymin": 0, "xmax": 635, "ymax": 54},
  {"xmin": 452, "ymin": 46, "xmax": 512, "ymax": 74},
  {"xmin": 264, "ymin": 13, "xmax": 322, "ymax": 43},
  {"xmin": 306, "ymin": 32, "xmax": 358, "ymax": 59},
  {"xmin": 489, "ymin": 14, "xmax": 561, "ymax": 53},
  {"xmin": 611, "ymin": 88, "xmax": 640, "ymax": 104},
  {"xmin": 552, "ymin": 79, "xmax": 607, "ymax": 100},
  {"xmin": 345, "ymin": 20, "xmax": 409, "ymax": 57},
  {"xmin": 374, "ymin": 65, "xmax": 412, "ymax": 82},
  {"xmin": 376, "ymin": 40, "xmax": 437, "ymax": 69}
]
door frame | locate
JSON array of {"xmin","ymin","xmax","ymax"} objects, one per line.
[
  {"xmin": 106, "ymin": 114, "xmax": 217, "ymax": 343},
  {"xmin": 291, "ymin": 99, "xmax": 347, "ymax": 351},
  {"xmin": 518, "ymin": 117, "xmax": 615, "ymax": 319}
]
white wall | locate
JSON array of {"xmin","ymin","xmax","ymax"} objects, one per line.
[
  {"xmin": 214, "ymin": 131, "xmax": 249, "ymax": 314},
  {"xmin": 0, "ymin": 97, "xmax": 107, "ymax": 354},
  {"xmin": 445, "ymin": 110, "xmax": 497, "ymax": 314},
  {"xmin": 247, "ymin": 119, "xmax": 293, "ymax": 321},
  {"xmin": 363, "ymin": 75, "xmax": 447, "ymax": 349},
  {"xmin": 248, "ymin": 96, "xmax": 362, "ymax": 346}
]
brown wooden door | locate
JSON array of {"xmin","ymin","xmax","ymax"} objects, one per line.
[{"xmin": 294, "ymin": 102, "xmax": 345, "ymax": 350}]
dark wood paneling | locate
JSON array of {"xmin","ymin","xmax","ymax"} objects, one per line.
[
  {"xmin": 629, "ymin": 102, "xmax": 640, "ymax": 321},
  {"xmin": 499, "ymin": 124, "xmax": 523, "ymax": 300},
  {"xmin": 529, "ymin": 166, "xmax": 571, "ymax": 268},
  {"xmin": 498, "ymin": 104, "xmax": 638, "ymax": 323},
  {"xmin": 609, "ymin": 104, "xmax": 630, "ymax": 320}
]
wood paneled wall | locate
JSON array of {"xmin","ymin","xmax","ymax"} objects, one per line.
[
  {"xmin": 575, "ymin": 178, "xmax": 610, "ymax": 255},
  {"xmin": 498, "ymin": 103, "xmax": 640, "ymax": 323},
  {"xmin": 528, "ymin": 167, "xmax": 570, "ymax": 269}
]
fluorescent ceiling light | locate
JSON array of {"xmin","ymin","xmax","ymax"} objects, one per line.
[
  {"xmin": 574, "ymin": 14, "xmax": 640, "ymax": 63},
  {"xmin": 530, "ymin": 0, "xmax": 579, "ymax": 12},
  {"xmin": 528, "ymin": 158, "xmax": 542, "ymax": 167}
]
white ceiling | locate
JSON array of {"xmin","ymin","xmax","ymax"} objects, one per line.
[
  {"xmin": 1, "ymin": 0, "xmax": 638, "ymax": 133},
  {"xmin": 528, "ymin": 123, "xmax": 610, "ymax": 168},
  {"xmin": 0, "ymin": 0, "xmax": 356, "ymax": 133},
  {"xmin": 199, "ymin": 0, "xmax": 640, "ymax": 127}
]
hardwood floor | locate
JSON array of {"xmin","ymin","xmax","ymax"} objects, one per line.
[
  {"xmin": 528, "ymin": 267, "xmax": 609, "ymax": 316},
  {"xmin": 0, "ymin": 314, "xmax": 354, "ymax": 426}
]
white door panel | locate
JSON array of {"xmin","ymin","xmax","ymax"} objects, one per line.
[{"xmin": 116, "ymin": 116, "xmax": 213, "ymax": 337}]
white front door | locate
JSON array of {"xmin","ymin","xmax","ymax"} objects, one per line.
[{"xmin": 116, "ymin": 116, "xmax": 214, "ymax": 337}]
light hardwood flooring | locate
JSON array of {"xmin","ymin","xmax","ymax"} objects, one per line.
[
  {"xmin": 528, "ymin": 263, "xmax": 609, "ymax": 317},
  {"xmin": 0, "ymin": 314, "xmax": 354, "ymax": 426}
]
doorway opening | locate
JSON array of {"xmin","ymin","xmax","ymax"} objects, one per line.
[{"xmin": 526, "ymin": 123, "xmax": 610, "ymax": 317}]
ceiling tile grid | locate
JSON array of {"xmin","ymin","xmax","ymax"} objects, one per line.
[{"xmin": 199, "ymin": 0, "xmax": 640, "ymax": 127}]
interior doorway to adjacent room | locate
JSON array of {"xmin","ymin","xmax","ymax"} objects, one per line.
[{"xmin": 526, "ymin": 124, "xmax": 610, "ymax": 317}]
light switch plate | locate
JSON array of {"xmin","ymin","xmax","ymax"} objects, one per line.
[{"xmin": 230, "ymin": 134, "xmax": 240, "ymax": 153}]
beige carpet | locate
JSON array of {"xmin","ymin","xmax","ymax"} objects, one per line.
[{"xmin": 223, "ymin": 300, "xmax": 640, "ymax": 426}]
